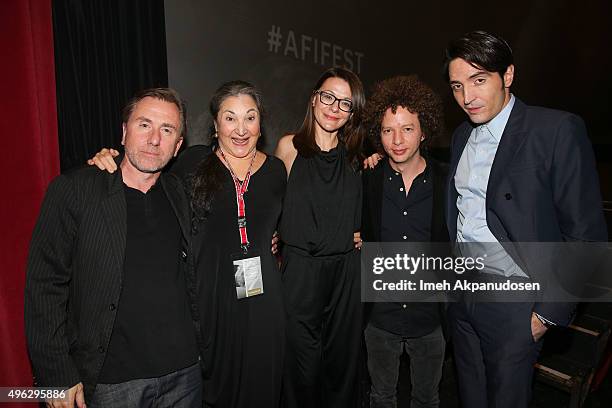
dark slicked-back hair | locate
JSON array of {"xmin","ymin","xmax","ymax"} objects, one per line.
[
  {"xmin": 293, "ymin": 67, "xmax": 366, "ymax": 167},
  {"xmin": 442, "ymin": 30, "xmax": 513, "ymax": 82},
  {"xmin": 122, "ymin": 87, "xmax": 187, "ymax": 136},
  {"xmin": 364, "ymin": 75, "xmax": 443, "ymax": 154}
]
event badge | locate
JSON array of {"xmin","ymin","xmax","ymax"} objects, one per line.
[{"xmin": 232, "ymin": 249, "xmax": 264, "ymax": 299}]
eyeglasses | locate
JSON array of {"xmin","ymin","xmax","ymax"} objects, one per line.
[{"xmin": 314, "ymin": 90, "xmax": 353, "ymax": 112}]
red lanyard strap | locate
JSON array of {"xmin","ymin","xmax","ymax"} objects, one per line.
[{"xmin": 218, "ymin": 148, "xmax": 257, "ymax": 253}]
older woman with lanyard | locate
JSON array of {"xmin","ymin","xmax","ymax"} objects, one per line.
[{"xmin": 275, "ymin": 67, "xmax": 366, "ymax": 408}]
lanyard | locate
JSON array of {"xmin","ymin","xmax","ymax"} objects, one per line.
[{"xmin": 218, "ymin": 147, "xmax": 257, "ymax": 253}]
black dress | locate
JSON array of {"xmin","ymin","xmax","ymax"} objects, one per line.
[
  {"xmin": 279, "ymin": 145, "xmax": 362, "ymax": 408},
  {"xmin": 173, "ymin": 147, "xmax": 287, "ymax": 408}
]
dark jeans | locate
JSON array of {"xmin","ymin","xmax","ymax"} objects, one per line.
[
  {"xmin": 448, "ymin": 301, "xmax": 544, "ymax": 408},
  {"xmin": 89, "ymin": 362, "xmax": 202, "ymax": 408},
  {"xmin": 364, "ymin": 324, "xmax": 445, "ymax": 408}
]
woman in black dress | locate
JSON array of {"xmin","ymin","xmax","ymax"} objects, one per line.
[
  {"xmin": 182, "ymin": 81, "xmax": 286, "ymax": 407},
  {"xmin": 274, "ymin": 67, "xmax": 366, "ymax": 408}
]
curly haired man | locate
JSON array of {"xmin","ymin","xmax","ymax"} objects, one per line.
[{"xmin": 361, "ymin": 75, "xmax": 448, "ymax": 408}]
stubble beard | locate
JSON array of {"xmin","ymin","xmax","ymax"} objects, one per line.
[{"xmin": 124, "ymin": 150, "xmax": 168, "ymax": 174}]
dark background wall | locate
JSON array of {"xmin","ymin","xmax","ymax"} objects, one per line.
[
  {"xmin": 164, "ymin": 0, "xmax": 611, "ymax": 157},
  {"xmin": 51, "ymin": 0, "xmax": 611, "ymax": 198}
]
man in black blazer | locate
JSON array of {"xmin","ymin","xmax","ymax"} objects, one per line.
[
  {"xmin": 361, "ymin": 75, "xmax": 449, "ymax": 408},
  {"xmin": 25, "ymin": 88, "xmax": 202, "ymax": 407},
  {"xmin": 443, "ymin": 31, "xmax": 607, "ymax": 408}
]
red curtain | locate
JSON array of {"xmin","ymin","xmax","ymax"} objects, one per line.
[{"xmin": 0, "ymin": 0, "xmax": 59, "ymax": 402}]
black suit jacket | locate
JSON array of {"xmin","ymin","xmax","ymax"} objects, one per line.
[
  {"xmin": 446, "ymin": 97, "xmax": 607, "ymax": 325},
  {"xmin": 24, "ymin": 166, "xmax": 197, "ymax": 399}
]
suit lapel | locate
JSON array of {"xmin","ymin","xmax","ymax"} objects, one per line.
[
  {"xmin": 446, "ymin": 124, "xmax": 472, "ymax": 239},
  {"xmin": 486, "ymin": 98, "xmax": 528, "ymax": 198},
  {"xmin": 101, "ymin": 171, "xmax": 127, "ymax": 275},
  {"xmin": 429, "ymin": 159, "xmax": 447, "ymax": 242},
  {"xmin": 448, "ymin": 126, "xmax": 472, "ymax": 179},
  {"xmin": 370, "ymin": 163, "xmax": 384, "ymax": 242},
  {"xmin": 161, "ymin": 174, "xmax": 191, "ymax": 240}
]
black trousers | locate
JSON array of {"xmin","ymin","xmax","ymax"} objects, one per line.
[
  {"xmin": 448, "ymin": 301, "xmax": 544, "ymax": 408},
  {"xmin": 364, "ymin": 324, "xmax": 445, "ymax": 408},
  {"xmin": 281, "ymin": 246, "xmax": 362, "ymax": 408}
]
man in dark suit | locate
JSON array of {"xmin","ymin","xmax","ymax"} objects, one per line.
[
  {"xmin": 443, "ymin": 31, "xmax": 607, "ymax": 407},
  {"xmin": 25, "ymin": 88, "xmax": 202, "ymax": 407},
  {"xmin": 361, "ymin": 75, "xmax": 449, "ymax": 408}
]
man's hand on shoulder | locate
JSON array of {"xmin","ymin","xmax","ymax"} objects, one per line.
[
  {"xmin": 363, "ymin": 153, "xmax": 383, "ymax": 170},
  {"xmin": 87, "ymin": 148, "xmax": 119, "ymax": 173}
]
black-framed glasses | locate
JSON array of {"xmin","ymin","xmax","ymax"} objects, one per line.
[{"xmin": 314, "ymin": 90, "xmax": 353, "ymax": 112}]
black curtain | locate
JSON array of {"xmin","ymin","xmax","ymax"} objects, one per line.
[{"xmin": 53, "ymin": 0, "xmax": 168, "ymax": 172}]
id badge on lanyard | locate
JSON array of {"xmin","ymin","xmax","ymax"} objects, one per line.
[
  {"xmin": 232, "ymin": 248, "xmax": 263, "ymax": 299},
  {"xmin": 220, "ymin": 148, "xmax": 264, "ymax": 300}
]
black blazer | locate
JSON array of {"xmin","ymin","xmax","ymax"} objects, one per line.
[
  {"xmin": 446, "ymin": 97, "xmax": 607, "ymax": 325},
  {"xmin": 24, "ymin": 166, "xmax": 197, "ymax": 400}
]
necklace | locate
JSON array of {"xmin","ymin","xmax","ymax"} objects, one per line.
[{"xmin": 217, "ymin": 147, "xmax": 257, "ymax": 183}]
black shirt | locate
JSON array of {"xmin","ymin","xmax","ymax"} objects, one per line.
[
  {"xmin": 99, "ymin": 181, "xmax": 198, "ymax": 383},
  {"xmin": 369, "ymin": 159, "xmax": 441, "ymax": 337},
  {"xmin": 380, "ymin": 160, "xmax": 432, "ymax": 242}
]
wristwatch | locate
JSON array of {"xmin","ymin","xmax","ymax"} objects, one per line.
[{"xmin": 535, "ymin": 313, "xmax": 555, "ymax": 328}]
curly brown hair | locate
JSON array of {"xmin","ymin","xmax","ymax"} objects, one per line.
[{"xmin": 364, "ymin": 75, "xmax": 443, "ymax": 153}]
